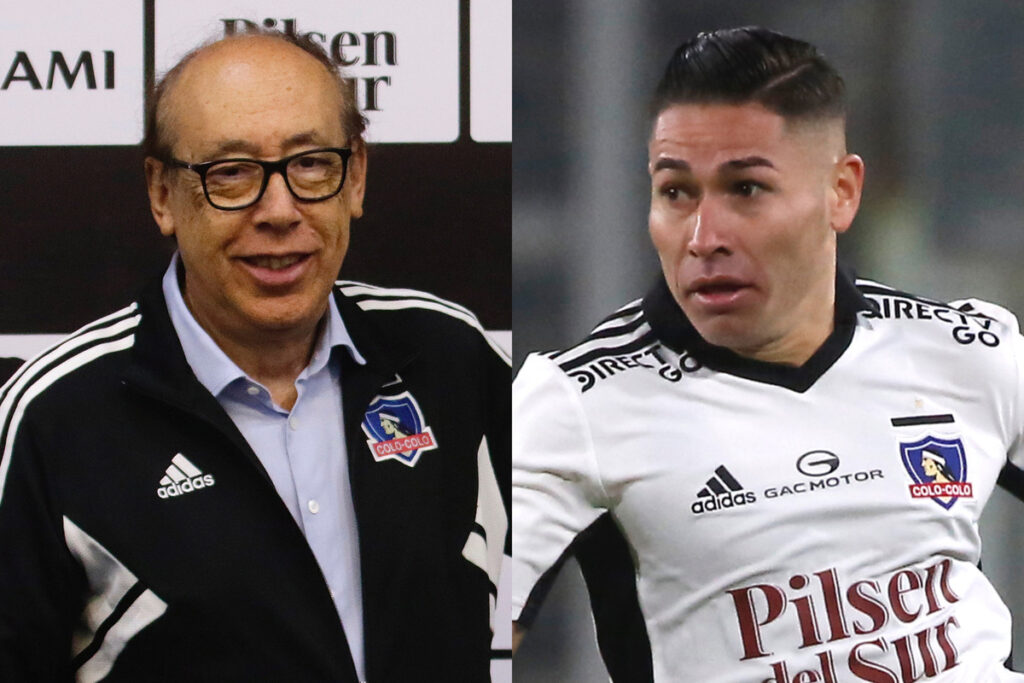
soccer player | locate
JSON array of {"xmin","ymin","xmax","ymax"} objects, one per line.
[{"xmin": 511, "ymin": 26, "xmax": 1024, "ymax": 681}]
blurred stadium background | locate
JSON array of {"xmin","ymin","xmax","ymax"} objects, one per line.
[{"xmin": 513, "ymin": 1, "xmax": 1024, "ymax": 680}]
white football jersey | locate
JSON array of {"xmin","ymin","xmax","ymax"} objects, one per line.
[{"xmin": 511, "ymin": 273, "xmax": 1024, "ymax": 682}]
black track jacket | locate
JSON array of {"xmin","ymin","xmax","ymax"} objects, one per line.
[{"xmin": 0, "ymin": 278, "xmax": 510, "ymax": 682}]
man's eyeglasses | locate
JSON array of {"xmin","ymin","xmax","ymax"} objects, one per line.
[{"xmin": 162, "ymin": 147, "xmax": 353, "ymax": 211}]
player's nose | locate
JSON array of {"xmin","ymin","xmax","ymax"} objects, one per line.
[{"xmin": 687, "ymin": 200, "xmax": 732, "ymax": 258}]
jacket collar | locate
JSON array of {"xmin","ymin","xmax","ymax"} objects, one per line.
[
  {"xmin": 160, "ymin": 256, "xmax": 368, "ymax": 398},
  {"xmin": 124, "ymin": 275, "xmax": 417, "ymax": 403},
  {"xmin": 642, "ymin": 266, "xmax": 871, "ymax": 392},
  {"xmin": 329, "ymin": 284, "xmax": 419, "ymax": 381}
]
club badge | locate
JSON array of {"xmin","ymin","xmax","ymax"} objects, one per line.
[
  {"xmin": 362, "ymin": 391, "xmax": 438, "ymax": 467},
  {"xmin": 900, "ymin": 436, "xmax": 972, "ymax": 509}
]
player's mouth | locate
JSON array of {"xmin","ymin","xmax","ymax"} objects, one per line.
[
  {"xmin": 237, "ymin": 252, "xmax": 313, "ymax": 287},
  {"xmin": 686, "ymin": 276, "xmax": 754, "ymax": 311}
]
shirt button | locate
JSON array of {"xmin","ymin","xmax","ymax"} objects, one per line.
[
  {"xmin": 246, "ymin": 386, "xmax": 260, "ymax": 396},
  {"xmin": 330, "ymin": 589, "xmax": 336, "ymax": 599},
  {"xmin": 289, "ymin": 418, "xmax": 299, "ymax": 430},
  {"xmin": 308, "ymin": 499, "xmax": 320, "ymax": 514}
]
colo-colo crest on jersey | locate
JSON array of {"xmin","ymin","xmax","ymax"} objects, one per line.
[
  {"xmin": 899, "ymin": 436, "xmax": 972, "ymax": 509},
  {"xmin": 361, "ymin": 390, "xmax": 438, "ymax": 467}
]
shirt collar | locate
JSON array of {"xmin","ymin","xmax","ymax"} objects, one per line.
[
  {"xmin": 162, "ymin": 252, "xmax": 366, "ymax": 398},
  {"xmin": 641, "ymin": 265, "xmax": 872, "ymax": 393}
]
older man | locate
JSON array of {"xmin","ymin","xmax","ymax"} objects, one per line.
[
  {"xmin": 511, "ymin": 27, "xmax": 1024, "ymax": 682},
  {"xmin": 0, "ymin": 31, "xmax": 508, "ymax": 682}
]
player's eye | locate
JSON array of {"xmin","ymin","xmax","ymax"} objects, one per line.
[
  {"xmin": 658, "ymin": 184, "xmax": 696, "ymax": 202},
  {"xmin": 733, "ymin": 180, "xmax": 767, "ymax": 198}
]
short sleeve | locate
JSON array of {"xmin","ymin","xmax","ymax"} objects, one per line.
[
  {"xmin": 508, "ymin": 353, "xmax": 607, "ymax": 622},
  {"xmin": 1002, "ymin": 333, "xmax": 1024, "ymax": 492}
]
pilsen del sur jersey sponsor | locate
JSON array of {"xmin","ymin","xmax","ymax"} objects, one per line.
[{"xmin": 727, "ymin": 560, "xmax": 962, "ymax": 682}]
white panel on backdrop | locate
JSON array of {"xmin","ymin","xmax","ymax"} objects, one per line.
[
  {"xmin": 155, "ymin": 1, "xmax": 459, "ymax": 143},
  {"xmin": 470, "ymin": 0, "xmax": 511, "ymax": 142},
  {"xmin": 0, "ymin": 1, "xmax": 144, "ymax": 146}
]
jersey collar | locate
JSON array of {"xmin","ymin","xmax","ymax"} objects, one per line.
[{"xmin": 642, "ymin": 266, "xmax": 872, "ymax": 392}]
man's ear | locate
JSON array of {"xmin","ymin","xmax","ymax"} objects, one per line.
[
  {"xmin": 145, "ymin": 157, "xmax": 177, "ymax": 237},
  {"xmin": 829, "ymin": 153, "xmax": 864, "ymax": 235},
  {"xmin": 344, "ymin": 140, "xmax": 368, "ymax": 220}
]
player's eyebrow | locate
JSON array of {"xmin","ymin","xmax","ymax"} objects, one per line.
[
  {"xmin": 652, "ymin": 156, "xmax": 776, "ymax": 173},
  {"xmin": 723, "ymin": 156, "xmax": 775, "ymax": 171},
  {"xmin": 652, "ymin": 157, "xmax": 691, "ymax": 172}
]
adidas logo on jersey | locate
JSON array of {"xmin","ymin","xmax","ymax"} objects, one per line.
[
  {"xmin": 691, "ymin": 465, "xmax": 756, "ymax": 515},
  {"xmin": 157, "ymin": 453, "xmax": 215, "ymax": 499}
]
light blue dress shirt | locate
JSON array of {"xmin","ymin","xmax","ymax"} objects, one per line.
[{"xmin": 162, "ymin": 254, "xmax": 368, "ymax": 680}]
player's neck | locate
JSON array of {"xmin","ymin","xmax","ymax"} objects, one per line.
[{"xmin": 734, "ymin": 282, "xmax": 837, "ymax": 367}]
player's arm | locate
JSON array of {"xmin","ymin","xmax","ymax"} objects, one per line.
[
  {"xmin": 509, "ymin": 354, "xmax": 607, "ymax": 650},
  {"xmin": 1000, "ymin": 332, "xmax": 1024, "ymax": 501},
  {"xmin": 0, "ymin": 406, "xmax": 82, "ymax": 679}
]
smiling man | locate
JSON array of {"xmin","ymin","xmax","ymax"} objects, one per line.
[
  {"xmin": 0, "ymin": 31, "xmax": 509, "ymax": 682},
  {"xmin": 511, "ymin": 27, "xmax": 1024, "ymax": 682}
]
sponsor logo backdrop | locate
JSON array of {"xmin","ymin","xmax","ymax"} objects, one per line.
[{"xmin": 0, "ymin": 0, "xmax": 510, "ymax": 677}]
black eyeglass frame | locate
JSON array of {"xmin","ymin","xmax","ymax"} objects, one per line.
[{"xmin": 162, "ymin": 146, "xmax": 353, "ymax": 211}]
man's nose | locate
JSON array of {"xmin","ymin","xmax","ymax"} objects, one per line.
[
  {"xmin": 686, "ymin": 201, "xmax": 731, "ymax": 258},
  {"xmin": 252, "ymin": 171, "xmax": 302, "ymax": 228}
]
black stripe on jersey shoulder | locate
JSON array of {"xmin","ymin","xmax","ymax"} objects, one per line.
[
  {"xmin": 548, "ymin": 306, "xmax": 646, "ymax": 361},
  {"xmin": 578, "ymin": 314, "xmax": 648, "ymax": 343},
  {"xmin": 856, "ymin": 282, "xmax": 994, "ymax": 319},
  {"xmin": 546, "ymin": 300, "xmax": 651, "ymax": 370},
  {"xmin": 518, "ymin": 513, "xmax": 653, "ymax": 683},
  {"xmin": 0, "ymin": 313, "xmax": 139, "ymax": 455},
  {"xmin": 592, "ymin": 301, "xmax": 644, "ymax": 328},
  {"xmin": 557, "ymin": 331, "xmax": 658, "ymax": 373},
  {"xmin": 548, "ymin": 315, "xmax": 648, "ymax": 362}
]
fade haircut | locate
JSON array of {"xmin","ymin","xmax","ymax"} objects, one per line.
[
  {"xmin": 652, "ymin": 27, "xmax": 846, "ymax": 124},
  {"xmin": 143, "ymin": 29, "xmax": 368, "ymax": 160}
]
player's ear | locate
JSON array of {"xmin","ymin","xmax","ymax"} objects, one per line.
[
  {"xmin": 145, "ymin": 157, "xmax": 177, "ymax": 237},
  {"xmin": 828, "ymin": 153, "xmax": 864, "ymax": 235}
]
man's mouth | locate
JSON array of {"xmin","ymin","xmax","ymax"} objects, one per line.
[
  {"xmin": 241, "ymin": 254, "xmax": 308, "ymax": 271},
  {"xmin": 686, "ymin": 276, "xmax": 753, "ymax": 309},
  {"xmin": 693, "ymin": 282, "xmax": 745, "ymax": 296},
  {"xmin": 688, "ymin": 276, "xmax": 750, "ymax": 296}
]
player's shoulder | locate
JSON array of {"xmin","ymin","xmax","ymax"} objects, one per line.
[
  {"xmin": 854, "ymin": 277, "xmax": 1021, "ymax": 344},
  {"xmin": 334, "ymin": 280, "xmax": 509, "ymax": 365},
  {"xmin": 517, "ymin": 296, "xmax": 659, "ymax": 391}
]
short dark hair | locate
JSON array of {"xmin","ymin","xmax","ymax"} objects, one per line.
[
  {"xmin": 652, "ymin": 27, "xmax": 845, "ymax": 123},
  {"xmin": 143, "ymin": 29, "xmax": 367, "ymax": 160}
]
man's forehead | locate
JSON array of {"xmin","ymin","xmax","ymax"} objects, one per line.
[
  {"xmin": 648, "ymin": 102, "xmax": 843, "ymax": 171},
  {"xmin": 182, "ymin": 34, "xmax": 326, "ymax": 80},
  {"xmin": 163, "ymin": 36, "xmax": 344, "ymax": 156}
]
